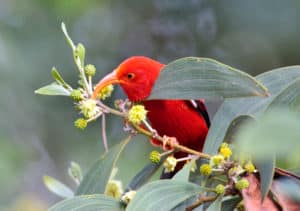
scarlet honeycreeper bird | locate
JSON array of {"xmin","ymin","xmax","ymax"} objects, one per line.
[{"xmin": 92, "ymin": 56, "xmax": 210, "ymax": 176}]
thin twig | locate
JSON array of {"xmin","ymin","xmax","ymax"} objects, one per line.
[
  {"xmin": 97, "ymin": 100, "xmax": 127, "ymax": 117},
  {"xmin": 102, "ymin": 114, "xmax": 108, "ymax": 152},
  {"xmin": 186, "ymin": 195, "xmax": 217, "ymax": 211},
  {"xmin": 132, "ymin": 123, "xmax": 211, "ymax": 159}
]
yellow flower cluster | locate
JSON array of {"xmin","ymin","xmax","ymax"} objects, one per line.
[
  {"xmin": 70, "ymin": 89, "xmax": 83, "ymax": 101},
  {"xmin": 219, "ymin": 143, "xmax": 232, "ymax": 159},
  {"xmin": 215, "ymin": 184, "xmax": 225, "ymax": 194},
  {"xmin": 97, "ymin": 84, "xmax": 114, "ymax": 100},
  {"xmin": 235, "ymin": 178, "xmax": 249, "ymax": 190},
  {"xmin": 149, "ymin": 151, "xmax": 161, "ymax": 163},
  {"xmin": 79, "ymin": 99, "xmax": 99, "ymax": 118},
  {"xmin": 74, "ymin": 118, "xmax": 87, "ymax": 130},
  {"xmin": 199, "ymin": 164, "xmax": 212, "ymax": 176},
  {"xmin": 163, "ymin": 156, "xmax": 177, "ymax": 173},
  {"xmin": 210, "ymin": 155, "xmax": 224, "ymax": 166},
  {"xmin": 128, "ymin": 105, "xmax": 148, "ymax": 124},
  {"xmin": 85, "ymin": 64, "xmax": 96, "ymax": 77},
  {"xmin": 121, "ymin": 190, "xmax": 137, "ymax": 204},
  {"xmin": 104, "ymin": 180, "xmax": 123, "ymax": 199},
  {"xmin": 244, "ymin": 161, "xmax": 255, "ymax": 173}
]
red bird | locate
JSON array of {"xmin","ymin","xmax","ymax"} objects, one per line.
[{"xmin": 92, "ymin": 56, "xmax": 210, "ymax": 175}]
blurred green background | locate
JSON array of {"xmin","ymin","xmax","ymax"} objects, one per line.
[{"xmin": 1, "ymin": 0, "xmax": 300, "ymax": 210}]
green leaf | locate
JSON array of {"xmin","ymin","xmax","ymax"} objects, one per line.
[
  {"xmin": 35, "ymin": 83, "xmax": 71, "ymax": 96},
  {"xmin": 255, "ymin": 157, "xmax": 275, "ymax": 200},
  {"xmin": 43, "ymin": 175, "xmax": 74, "ymax": 198},
  {"xmin": 126, "ymin": 180, "xmax": 204, "ymax": 211},
  {"xmin": 61, "ymin": 22, "xmax": 75, "ymax": 50},
  {"xmin": 148, "ymin": 57, "xmax": 268, "ymax": 100},
  {"xmin": 75, "ymin": 43, "xmax": 85, "ymax": 66},
  {"xmin": 206, "ymin": 195, "xmax": 223, "ymax": 211},
  {"xmin": 49, "ymin": 194, "xmax": 123, "ymax": 211},
  {"xmin": 203, "ymin": 66, "xmax": 300, "ymax": 155},
  {"xmin": 125, "ymin": 161, "xmax": 164, "ymax": 192},
  {"xmin": 173, "ymin": 160, "xmax": 194, "ymax": 181},
  {"xmin": 221, "ymin": 196, "xmax": 241, "ymax": 211},
  {"xmin": 267, "ymin": 77, "xmax": 300, "ymax": 111},
  {"xmin": 68, "ymin": 161, "xmax": 83, "ymax": 185},
  {"xmin": 76, "ymin": 137, "xmax": 130, "ymax": 195},
  {"xmin": 235, "ymin": 109, "xmax": 300, "ymax": 201},
  {"xmin": 51, "ymin": 67, "xmax": 72, "ymax": 91},
  {"xmin": 223, "ymin": 115, "xmax": 256, "ymax": 144},
  {"xmin": 235, "ymin": 109, "xmax": 300, "ymax": 160}
]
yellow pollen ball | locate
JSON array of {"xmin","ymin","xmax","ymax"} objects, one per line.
[
  {"xmin": 97, "ymin": 84, "xmax": 114, "ymax": 100},
  {"xmin": 219, "ymin": 144, "xmax": 232, "ymax": 159},
  {"xmin": 200, "ymin": 164, "xmax": 212, "ymax": 176},
  {"xmin": 163, "ymin": 156, "xmax": 177, "ymax": 173},
  {"xmin": 128, "ymin": 105, "xmax": 148, "ymax": 124}
]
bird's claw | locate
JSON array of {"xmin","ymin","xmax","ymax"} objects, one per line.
[{"xmin": 162, "ymin": 135, "xmax": 178, "ymax": 151}]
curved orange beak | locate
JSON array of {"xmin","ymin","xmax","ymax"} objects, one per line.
[{"xmin": 92, "ymin": 70, "xmax": 120, "ymax": 99}]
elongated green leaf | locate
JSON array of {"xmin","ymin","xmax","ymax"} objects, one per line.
[
  {"xmin": 171, "ymin": 195, "xmax": 199, "ymax": 211},
  {"xmin": 76, "ymin": 137, "xmax": 130, "ymax": 195},
  {"xmin": 255, "ymin": 157, "xmax": 275, "ymax": 200},
  {"xmin": 125, "ymin": 162, "xmax": 163, "ymax": 192},
  {"xmin": 204, "ymin": 66, "xmax": 300, "ymax": 155},
  {"xmin": 206, "ymin": 195, "xmax": 223, "ymax": 211},
  {"xmin": 43, "ymin": 175, "xmax": 74, "ymax": 198},
  {"xmin": 148, "ymin": 57, "xmax": 268, "ymax": 100},
  {"xmin": 61, "ymin": 22, "xmax": 75, "ymax": 50},
  {"xmin": 221, "ymin": 196, "xmax": 241, "ymax": 211},
  {"xmin": 125, "ymin": 152, "xmax": 170, "ymax": 192},
  {"xmin": 68, "ymin": 161, "xmax": 83, "ymax": 185},
  {"xmin": 126, "ymin": 180, "xmax": 204, "ymax": 211},
  {"xmin": 235, "ymin": 109, "xmax": 300, "ymax": 160},
  {"xmin": 173, "ymin": 160, "xmax": 194, "ymax": 181},
  {"xmin": 51, "ymin": 67, "xmax": 72, "ymax": 90},
  {"xmin": 35, "ymin": 83, "xmax": 70, "ymax": 96},
  {"xmin": 223, "ymin": 115, "xmax": 255, "ymax": 144},
  {"xmin": 267, "ymin": 77, "xmax": 300, "ymax": 111},
  {"xmin": 49, "ymin": 194, "xmax": 123, "ymax": 211}
]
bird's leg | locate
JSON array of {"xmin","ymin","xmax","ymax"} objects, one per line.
[{"xmin": 162, "ymin": 135, "xmax": 179, "ymax": 151}]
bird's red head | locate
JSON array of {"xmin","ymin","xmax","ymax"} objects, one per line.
[{"xmin": 92, "ymin": 56, "xmax": 164, "ymax": 101}]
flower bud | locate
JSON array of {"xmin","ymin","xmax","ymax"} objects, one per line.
[
  {"xmin": 96, "ymin": 84, "xmax": 114, "ymax": 100},
  {"xmin": 244, "ymin": 161, "xmax": 255, "ymax": 173},
  {"xmin": 210, "ymin": 155, "xmax": 224, "ymax": 166},
  {"xmin": 219, "ymin": 143, "xmax": 232, "ymax": 159},
  {"xmin": 149, "ymin": 151, "xmax": 161, "ymax": 163},
  {"xmin": 121, "ymin": 190, "xmax": 136, "ymax": 204},
  {"xmin": 70, "ymin": 89, "xmax": 83, "ymax": 101},
  {"xmin": 79, "ymin": 99, "xmax": 99, "ymax": 118},
  {"xmin": 215, "ymin": 184, "xmax": 225, "ymax": 194},
  {"xmin": 163, "ymin": 156, "xmax": 177, "ymax": 173},
  {"xmin": 128, "ymin": 105, "xmax": 147, "ymax": 124},
  {"xmin": 235, "ymin": 178, "xmax": 249, "ymax": 190},
  {"xmin": 199, "ymin": 164, "xmax": 212, "ymax": 176},
  {"xmin": 74, "ymin": 118, "xmax": 87, "ymax": 130},
  {"xmin": 105, "ymin": 180, "xmax": 123, "ymax": 199},
  {"xmin": 85, "ymin": 64, "xmax": 96, "ymax": 77}
]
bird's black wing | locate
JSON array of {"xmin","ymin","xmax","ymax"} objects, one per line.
[{"xmin": 188, "ymin": 100, "xmax": 210, "ymax": 128}]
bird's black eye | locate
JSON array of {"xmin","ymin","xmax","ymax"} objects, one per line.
[{"xmin": 127, "ymin": 73, "xmax": 135, "ymax": 80}]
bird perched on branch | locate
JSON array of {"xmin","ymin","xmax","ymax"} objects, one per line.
[{"xmin": 92, "ymin": 56, "xmax": 210, "ymax": 176}]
